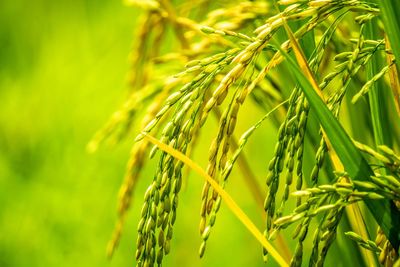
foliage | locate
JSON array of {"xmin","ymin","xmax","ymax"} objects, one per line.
[{"xmin": 91, "ymin": 0, "xmax": 400, "ymax": 266}]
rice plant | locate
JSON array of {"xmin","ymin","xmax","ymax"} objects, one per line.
[{"xmin": 90, "ymin": 0, "xmax": 400, "ymax": 266}]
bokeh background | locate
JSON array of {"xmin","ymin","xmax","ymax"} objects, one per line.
[{"xmin": 0, "ymin": 1, "xmax": 283, "ymax": 266}]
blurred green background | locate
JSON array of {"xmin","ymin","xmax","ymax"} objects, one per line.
[{"xmin": 0, "ymin": 1, "xmax": 282, "ymax": 266}]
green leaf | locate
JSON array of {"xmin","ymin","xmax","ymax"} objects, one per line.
[
  {"xmin": 366, "ymin": 18, "xmax": 393, "ymax": 148},
  {"xmin": 375, "ymin": 0, "xmax": 400, "ymax": 72}
]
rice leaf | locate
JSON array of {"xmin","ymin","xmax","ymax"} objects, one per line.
[
  {"xmin": 366, "ymin": 20, "xmax": 393, "ymax": 149},
  {"xmin": 375, "ymin": 0, "xmax": 400, "ymax": 72}
]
